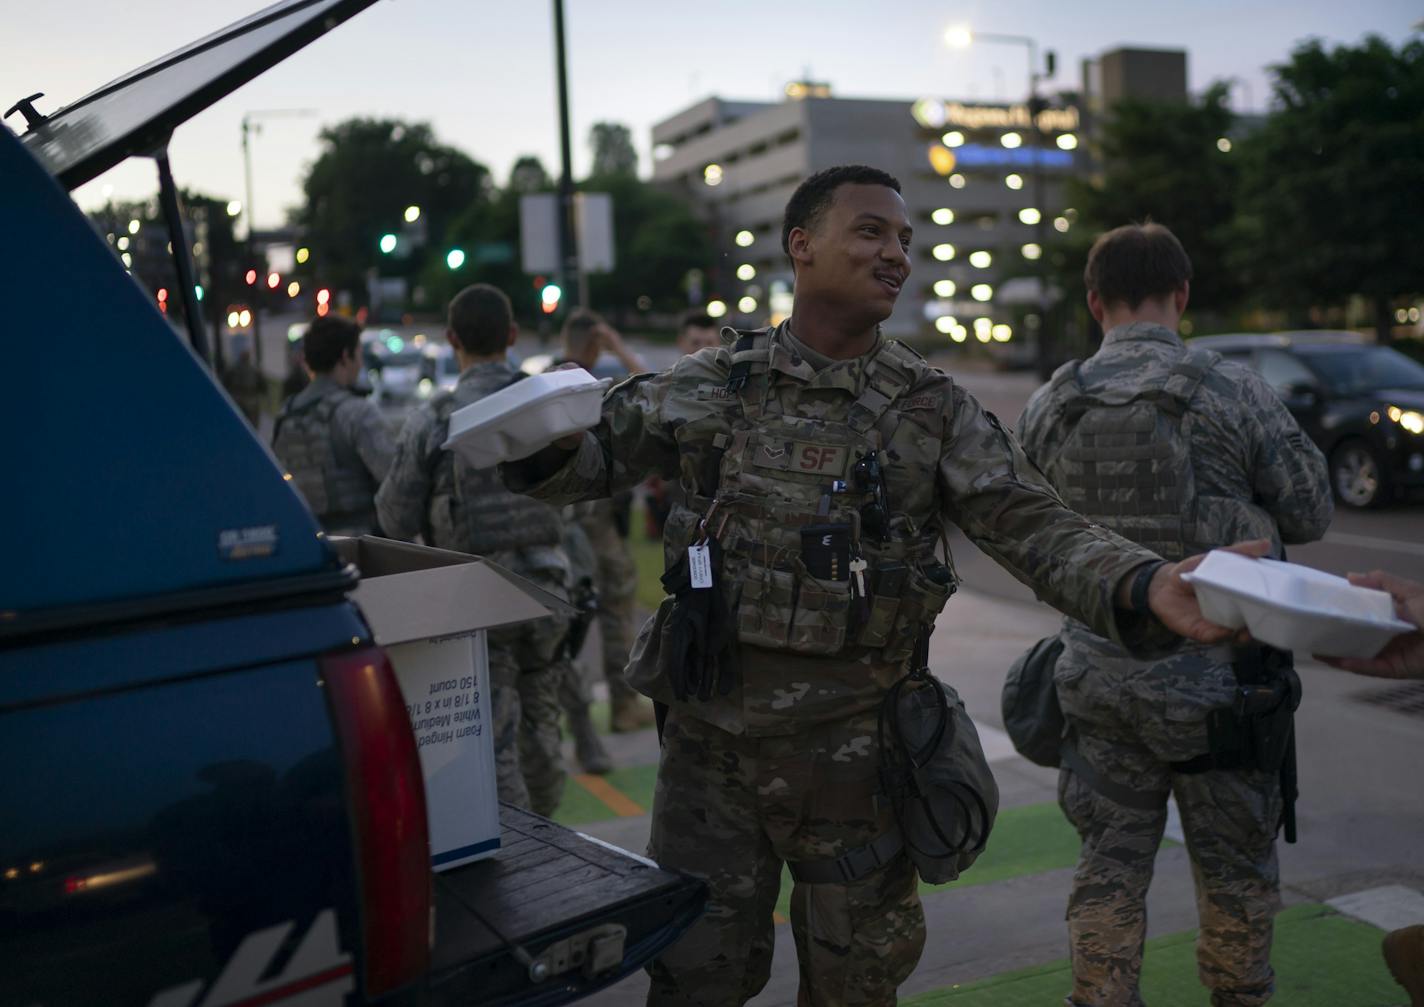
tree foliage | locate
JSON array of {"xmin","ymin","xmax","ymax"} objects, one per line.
[
  {"xmin": 589, "ymin": 121, "xmax": 638, "ymax": 178},
  {"xmin": 1235, "ymin": 35, "xmax": 1424, "ymax": 335},
  {"xmin": 1067, "ymin": 82, "xmax": 1241, "ymax": 316},
  {"xmin": 295, "ymin": 118, "xmax": 491, "ymax": 303}
]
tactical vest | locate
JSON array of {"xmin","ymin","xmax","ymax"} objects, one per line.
[
  {"xmin": 1044, "ymin": 347, "xmax": 1219, "ymax": 562},
  {"xmin": 273, "ymin": 386, "xmax": 379, "ymax": 533},
  {"xmin": 424, "ymin": 388, "xmax": 564, "ymax": 556},
  {"xmin": 686, "ymin": 328, "xmax": 955, "ymax": 678}
]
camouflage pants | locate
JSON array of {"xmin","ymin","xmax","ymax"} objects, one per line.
[
  {"xmin": 575, "ymin": 508, "xmax": 640, "ymax": 704},
  {"xmin": 646, "ymin": 708, "xmax": 924, "ymax": 1006},
  {"xmin": 1057, "ymin": 656, "xmax": 1282, "ymax": 1007},
  {"xmin": 487, "ymin": 569, "xmax": 571, "ymax": 818}
]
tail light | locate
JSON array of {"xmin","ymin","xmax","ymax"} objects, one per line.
[{"xmin": 322, "ymin": 646, "xmax": 431, "ymax": 997}]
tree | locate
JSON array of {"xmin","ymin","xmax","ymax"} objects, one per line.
[
  {"xmin": 1236, "ymin": 36, "xmax": 1424, "ymax": 339},
  {"xmin": 508, "ymin": 155, "xmax": 552, "ymax": 194},
  {"xmin": 295, "ymin": 118, "xmax": 491, "ymax": 306},
  {"xmin": 1067, "ymin": 82, "xmax": 1242, "ymax": 318},
  {"xmin": 590, "ymin": 122, "xmax": 638, "ymax": 178}
]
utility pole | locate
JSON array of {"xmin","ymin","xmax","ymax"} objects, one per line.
[
  {"xmin": 552, "ymin": 0, "xmax": 582, "ymax": 311},
  {"xmin": 240, "ymin": 108, "xmax": 315, "ymax": 372}
]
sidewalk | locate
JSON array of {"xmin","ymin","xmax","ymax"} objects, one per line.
[{"xmin": 555, "ymin": 587, "xmax": 1416, "ymax": 1006}]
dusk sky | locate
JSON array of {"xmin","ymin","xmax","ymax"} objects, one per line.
[{"xmin": 4, "ymin": 0, "xmax": 1419, "ymax": 228}]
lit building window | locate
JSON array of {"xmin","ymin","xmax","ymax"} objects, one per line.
[
  {"xmin": 971, "ymin": 284, "xmax": 993, "ymax": 302},
  {"xmin": 1019, "ymin": 208, "xmax": 1042, "ymax": 225},
  {"xmin": 737, "ymin": 264, "xmax": 756, "ymax": 281},
  {"xmin": 1001, "ymin": 132, "xmax": 1023, "ymax": 149},
  {"xmin": 932, "ymin": 207, "xmax": 955, "ymax": 225},
  {"xmin": 932, "ymin": 243, "xmax": 956, "ymax": 261},
  {"xmin": 739, "ymin": 296, "xmax": 758, "ymax": 313},
  {"xmin": 933, "ymin": 279, "xmax": 957, "ymax": 297},
  {"xmin": 1005, "ymin": 173, "xmax": 1024, "ymax": 190},
  {"xmin": 707, "ymin": 299, "xmax": 728, "ymax": 317},
  {"xmin": 735, "ymin": 229, "xmax": 755, "ymax": 247},
  {"xmin": 1217, "ymin": 137, "xmax": 1233, "ymax": 153},
  {"xmin": 992, "ymin": 324, "xmax": 1013, "ymax": 342},
  {"xmin": 969, "ymin": 250, "xmax": 992, "ymax": 269},
  {"xmin": 1053, "ymin": 216, "xmax": 1070, "ymax": 233},
  {"xmin": 1057, "ymin": 133, "xmax": 1078, "ymax": 151},
  {"xmin": 949, "ymin": 173, "xmax": 967, "ymax": 189},
  {"xmin": 942, "ymin": 130, "xmax": 966, "ymax": 147},
  {"xmin": 1021, "ymin": 243, "xmax": 1042, "ymax": 260},
  {"xmin": 704, "ymin": 164, "xmax": 724, "ymax": 186}
]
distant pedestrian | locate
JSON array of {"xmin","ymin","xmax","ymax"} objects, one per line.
[
  {"xmin": 556, "ymin": 310, "xmax": 656, "ymax": 740},
  {"xmin": 272, "ymin": 314, "xmax": 394, "ymax": 536},
  {"xmin": 1018, "ymin": 222, "xmax": 1333, "ymax": 1007},
  {"xmin": 221, "ymin": 335, "xmax": 264, "ymax": 426}
]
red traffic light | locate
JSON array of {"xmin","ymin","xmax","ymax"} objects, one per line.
[{"xmin": 245, "ymin": 269, "xmax": 258, "ymax": 285}]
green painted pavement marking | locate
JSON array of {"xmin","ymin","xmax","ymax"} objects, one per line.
[
  {"xmin": 553, "ymin": 761, "xmax": 660, "ymax": 826},
  {"xmin": 904, "ymin": 903, "xmax": 1402, "ymax": 1006}
]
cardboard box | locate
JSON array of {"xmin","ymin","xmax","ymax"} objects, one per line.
[{"xmin": 330, "ymin": 536, "xmax": 565, "ymax": 870}]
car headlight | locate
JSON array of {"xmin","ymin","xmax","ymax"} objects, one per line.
[
  {"xmin": 417, "ymin": 378, "xmax": 434, "ymax": 398},
  {"xmin": 1387, "ymin": 405, "xmax": 1424, "ymax": 435}
]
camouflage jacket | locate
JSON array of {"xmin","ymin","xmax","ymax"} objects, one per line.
[
  {"xmin": 375, "ymin": 360, "xmax": 567, "ymax": 576},
  {"xmin": 504, "ymin": 322, "xmax": 1169, "ymax": 736},
  {"xmin": 273, "ymin": 376, "xmax": 394, "ymax": 535},
  {"xmin": 1017, "ymin": 322, "xmax": 1333, "ymax": 699}
]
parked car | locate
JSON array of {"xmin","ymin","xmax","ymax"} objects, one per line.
[
  {"xmin": 1191, "ymin": 331, "xmax": 1424, "ymax": 507},
  {"xmin": 1, "ymin": 2, "xmax": 703, "ymax": 1004}
]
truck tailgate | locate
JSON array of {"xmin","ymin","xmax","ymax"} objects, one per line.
[{"xmin": 426, "ymin": 806, "xmax": 704, "ymax": 1005}]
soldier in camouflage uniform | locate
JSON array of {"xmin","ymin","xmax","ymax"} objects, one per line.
[
  {"xmin": 376, "ymin": 284, "xmax": 572, "ymax": 817},
  {"xmin": 505, "ymin": 167, "xmax": 1245, "ymax": 1006},
  {"xmin": 272, "ymin": 315, "xmax": 393, "ymax": 536},
  {"xmin": 556, "ymin": 310, "xmax": 657, "ymax": 735},
  {"xmin": 1017, "ymin": 223, "xmax": 1333, "ymax": 1007}
]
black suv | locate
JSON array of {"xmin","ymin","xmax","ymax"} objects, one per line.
[{"xmin": 1190, "ymin": 332, "xmax": 1424, "ymax": 508}]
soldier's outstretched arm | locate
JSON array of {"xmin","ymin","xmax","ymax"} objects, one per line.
[
  {"xmin": 503, "ymin": 354, "xmax": 712, "ymax": 505},
  {"xmin": 374, "ymin": 410, "xmax": 437, "ymax": 542}
]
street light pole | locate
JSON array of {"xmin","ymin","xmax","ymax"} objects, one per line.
[
  {"xmin": 239, "ymin": 108, "xmax": 315, "ymax": 372},
  {"xmin": 552, "ymin": 0, "xmax": 582, "ymax": 311}
]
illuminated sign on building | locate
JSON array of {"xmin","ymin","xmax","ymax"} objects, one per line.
[
  {"xmin": 912, "ymin": 99, "xmax": 1080, "ymax": 134},
  {"xmin": 951, "ymin": 144, "xmax": 1075, "ymax": 170}
]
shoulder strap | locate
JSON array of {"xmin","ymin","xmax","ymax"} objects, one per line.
[
  {"xmin": 849, "ymin": 341, "xmax": 920, "ymax": 434},
  {"xmin": 1159, "ymin": 346, "xmax": 1219, "ymax": 417},
  {"xmin": 724, "ymin": 327, "xmax": 770, "ymax": 392}
]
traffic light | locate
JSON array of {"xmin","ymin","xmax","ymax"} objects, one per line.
[{"xmin": 540, "ymin": 283, "xmax": 562, "ymax": 315}]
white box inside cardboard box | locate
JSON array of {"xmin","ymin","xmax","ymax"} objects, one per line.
[{"xmin": 329, "ymin": 536, "xmax": 564, "ymax": 870}]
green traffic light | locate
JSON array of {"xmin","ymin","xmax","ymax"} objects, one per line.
[
  {"xmin": 446, "ymin": 248, "xmax": 466, "ymax": 270},
  {"xmin": 379, "ymin": 233, "xmax": 398, "ymax": 254}
]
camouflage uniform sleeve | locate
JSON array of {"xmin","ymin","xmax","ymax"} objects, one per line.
[
  {"xmin": 350, "ymin": 397, "xmax": 397, "ymax": 483},
  {"xmin": 1236, "ymin": 366, "xmax": 1333, "ymax": 544},
  {"xmin": 939, "ymin": 383, "xmax": 1169, "ymax": 649},
  {"xmin": 374, "ymin": 407, "xmax": 437, "ymax": 542},
  {"xmin": 1014, "ymin": 380, "xmax": 1060, "ymax": 471},
  {"xmin": 503, "ymin": 357, "xmax": 713, "ymax": 504}
]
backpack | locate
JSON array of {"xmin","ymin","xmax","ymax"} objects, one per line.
[
  {"xmin": 272, "ymin": 393, "xmax": 341, "ymax": 517},
  {"xmin": 1046, "ymin": 347, "xmax": 1219, "ymax": 561},
  {"xmin": 1001, "ymin": 634, "xmax": 1067, "ymax": 768}
]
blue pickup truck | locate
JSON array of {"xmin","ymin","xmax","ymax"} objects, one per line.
[{"xmin": 0, "ymin": 2, "xmax": 701, "ymax": 1003}]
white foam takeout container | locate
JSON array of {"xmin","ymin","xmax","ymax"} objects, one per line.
[
  {"xmin": 441, "ymin": 369, "xmax": 606, "ymax": 469},
  {"xmin": 1180, "ymin": 550, "xmax": 1413, "ymax": 659}
]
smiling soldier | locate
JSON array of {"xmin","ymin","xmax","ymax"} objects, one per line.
[{"xmin": 504, "ymin": 165, "xmax": 1244, "ymax": 1006}]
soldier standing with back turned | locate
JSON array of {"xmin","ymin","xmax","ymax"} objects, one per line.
[
  {"xmin": 1018, "ymin": 222, "xmax": 1333, "ymax": 1007},
  {"xmin": 376, "ymin": 284, "xmax": 572, "ymax": 817},
  {"xmin": 272, "ymin": 314, "xmax": 393, "ymax": 536},
  {"xmin": 504, "ymin": 166, "xmax": 1253, "ymax": 1006}
]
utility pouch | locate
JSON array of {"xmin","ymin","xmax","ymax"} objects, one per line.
[
  {"xmin": 857, "ymin": 562, "xmax": 907, "ymax": 648},
  {"xmin": 1242, "ymin": 668, "xmax": 1300, "ymax": 775},
  {"xmin": 882, "ymin": 563, "xmax": 956, "ymax": 664},
  {"xmin": 800, "ymin": 523, "xmax": 851, "ymax": 581},
  {"xmin": 1205, "ymin": 707, "xmax": 1249, "ymax": 771},
  {"xmin": 737, "ymin": 563, "xmax": 850, "ymax": 655}
]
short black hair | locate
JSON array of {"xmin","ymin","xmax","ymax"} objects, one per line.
[
  {"xmin": 781, "ymin": 165, "xmax": 902, "ymax": 258},
  {"xmin": 678, "ymin": 310, "xmax": 718, "ymax": 333},
  {"xmin": 448, "ymin": 284, "xmax": 513, "ymax": 356},
  {"xmin": 302, "ymin": 314, "xmax": 361, "ymax": 372},
  {"xmin": 1084, "ymin": 222, "xmax": 1194, "ymax": 310}
]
